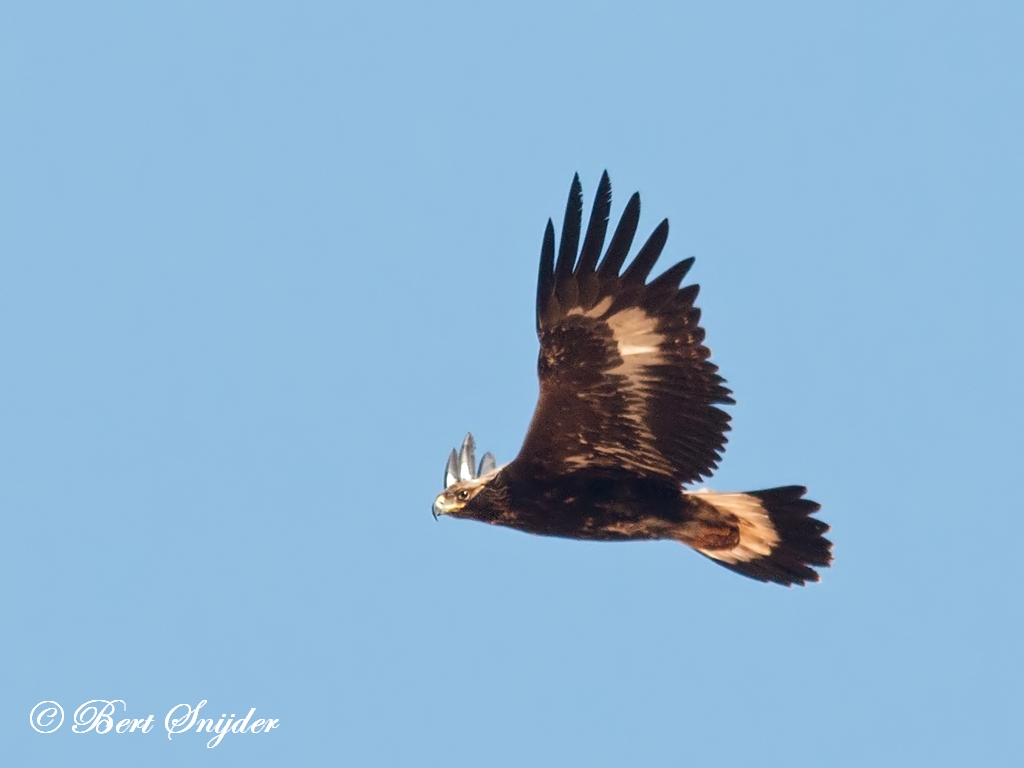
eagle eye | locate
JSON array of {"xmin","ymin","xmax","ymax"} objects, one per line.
[{"xmin": 457, "ymin": 489, "xmax": 470, "ymax": 501}]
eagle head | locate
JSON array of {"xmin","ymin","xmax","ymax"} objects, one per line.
[{"xmin": 432, "ymin": 433, "xmax": 498, "ymax": 519}]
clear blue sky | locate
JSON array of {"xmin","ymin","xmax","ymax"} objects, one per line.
[{"xmin": 2, "ymin": 2, "xmax": 1021, "ymax": 766}]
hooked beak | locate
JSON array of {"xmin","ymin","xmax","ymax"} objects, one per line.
[
  {"xmin": 433, "ymin": 490, "xmax": 467, "ymax": 520},
  {"xmin": 432, "ymin": 493, "xmax": 447, "ymax": 521}
]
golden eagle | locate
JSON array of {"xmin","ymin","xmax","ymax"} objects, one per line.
[{"xmin": 433, "ymin": 173, "xmax": 832, "ymax": 586}]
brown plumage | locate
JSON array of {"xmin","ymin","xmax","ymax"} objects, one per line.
[{"xmin": 433, "ymin": 172, "xmax": 832, "ymax": 586}]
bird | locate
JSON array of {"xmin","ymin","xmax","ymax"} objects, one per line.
[{"xmin": 432, "ymin": 172, "xmax": 831, "ymax": 586}]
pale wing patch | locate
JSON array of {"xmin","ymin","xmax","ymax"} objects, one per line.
[
  {"xmin": 688, "ymin": 490, "xmax": 781, "ymax": 564},
  {"xmin": 582, "ymin": 306, "xmax": 673, "ymax": 476},
  {"xmin": 554, "ymin": 304, "xmax": 677, "ymax": 477},
  {"xmin": 606, "ymin": 307, "xmax": 664, "ymax": 366},
  {"xmin": 566, "ymin": 296, "xmax": 615, "ymax": 319}
]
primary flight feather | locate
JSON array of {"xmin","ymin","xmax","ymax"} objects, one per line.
[{"xmin": 433, "ymin": 172, "xmax": 832, "ymax": 586}]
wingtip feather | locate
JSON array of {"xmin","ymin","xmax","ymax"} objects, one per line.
[
  {"xmin": 576, "ymin": 171, "xmax": 613, "ymax": 278},
  {"xmin": 556, "ymin": 174, "xmax": 583, "ymax": 281},
  {"xmin": 598, "ymin": 191, "xmax": 641, "ymax": 278},
  {"xmin": 536, "ymin": 218, "xmax": 556, "ymax": 331}
]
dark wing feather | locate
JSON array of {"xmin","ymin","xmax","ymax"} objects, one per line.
[
  {"xmin": 556, "ymin": 174, "xmax": 583, "ymax": 287},
  {"xmin": 518, "ymin": 173, "xmax": 733, "ymax": 486},
  {"xmin": 622, "ymin": 218, "xmax": 669, "ymax": 286},
  {"xmin": 575, "ymin": 171, "xmax": 611, "ymax": 277},
  {"xmin": 536, "ymin": 220, "xmax": 556, "ymax": 333},
  {"xmin": 597, "ymin": 191, "xmax": 640, "ymax": 279},
  {"xmin": 575, "ymin": 171, "xmax": 612, "ymax": 311}
]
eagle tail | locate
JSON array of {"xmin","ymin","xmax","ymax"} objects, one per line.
[{"xmin": 687, "ymin": 486, "xmax": 832, "ymax": 586}]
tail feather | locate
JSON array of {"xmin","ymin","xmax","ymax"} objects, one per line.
[{"xmin": 689, "ymin": 486, "xmax": 832, "ymax": 587}]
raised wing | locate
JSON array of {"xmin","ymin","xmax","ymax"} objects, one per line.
[{"xmin": 517, "ymin": 172, "xmax": 733, "ymax": 485}]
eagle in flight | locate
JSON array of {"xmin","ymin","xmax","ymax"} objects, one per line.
[{"xmin": 433, "ymin": 173, "xmax": 832, "ymax": 586}]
